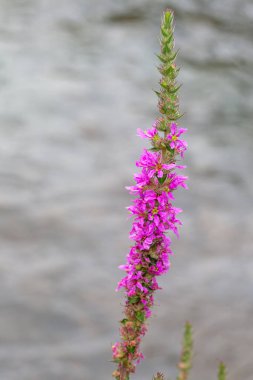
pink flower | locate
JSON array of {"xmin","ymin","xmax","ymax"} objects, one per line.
[
  {"xmin": 136, "ymin": 149, "xmax": 175, "ymax": 178},
  {"xmin": 126, "ymin": 170, "xmax": 151, "ymax": 193},
  {"xmin": 137, "ymin": 127, "xmax": 158, "ymax": 139},
  {"xmin": 168, "ymin": 172, "xmax": 188, "ymax": 190},
  {"xmin": 112, "ymin": 342, "xmax": 123, "ymax": 360},
  {"xmin": 167, "ymin": 123, "xmax": 187, "ymax": 157}
]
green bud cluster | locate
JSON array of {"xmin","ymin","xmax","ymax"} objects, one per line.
[
  {"xmin": 218, "ymin": 362, "xmax": 227, "ymax": 380},
  {"xmin": 156, "ymin": 10, "xmax": 182, "ymax": 134},
  {"xmin": 177, "ymin": 322, "xmax": 193, "ymax": 380}
]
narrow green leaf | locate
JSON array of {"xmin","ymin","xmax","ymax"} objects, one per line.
[
  {"xmin": 166, "ymin": 145, "xmax": 174, "ymax": 153},
  {"xmin": 127, "ymin": 346, "xmax": 136, "ymax": 354},
  {"xmin": 161, "ymin": 27, "xmax": 168, "ymax": 38},
  {"xmin": 154, "ymin": 90, "xmax": 161, "ymax": 97},
  {"xmin": 136, "ymin": 310, "xmax": 145, "ymax": 323},
  {"xmin": 156, "ymin": 54, "xmax": 167, "ymax": 63},
  {"xmin": 163, "ymin": 32, "xmax": 174, "ymax": 47},
  {"xmin": 167, "ymin": 49, "xmax": 179, "ymax": 63},
  {"xmin": 149, "ymin": 147, "xmax": 161, "ymax": 152},
  {"xmin": 128, "ymin": 296, "xmax": 140, "ymax": 304},
  {"xmin": 158, "ymin": 174, "xmax": 167, "ymax": 184},
  {"xmin": 167, "ymin": 83, "xmax": 182, "ymax": 94}
]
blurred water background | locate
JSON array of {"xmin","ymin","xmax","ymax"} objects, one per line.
[{"xmin": 0, "ymin": 1, "xmax": 253, "ymax": 379}]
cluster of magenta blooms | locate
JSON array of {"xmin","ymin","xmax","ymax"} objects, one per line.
[{"xmin": 112, "ymin": 119, "xmax": 187, "ymax": 377}]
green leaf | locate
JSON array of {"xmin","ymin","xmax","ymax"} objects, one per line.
[
  {"xmin": 120, "ymin": 318, "xmax": 128, "ymax": 325},
  {"xmin": 136, "ymin": 310, "xmax": 145, "ymax": 323},
  {"xmin": 167, "ymin": 83, "xmax": 182, "ymax": 94},
  {"xmin": 162, "ymin": 33, "xmax": 174, "ymax": 49},
  {"xmin": 161, "ymin": 82, "xmax": 181, "ymax": 95},
  {"xmin": 128, "ymin": 296, "xmax": 140, "ymax": 304},
  {"xmin": 156, "ymin": 54, "xmax": 167, "ymax": 63},
  {"xmin": 158, "ymin": 174, "xmax": 167, "ymax": 184},
  {"xmin": 167, "ymin": 49, "xmax": 179, "ymax": 63},
  {"xmin": 165, "ymin": 144, "xmax": 174, "ymax": 153},
  {"xmin": 161, "ymin": 27, "xmax": 168, "ymax": 38},
  {"xmin": 127, "ymin": 346, "xmax": 136, "ymax": 354}
]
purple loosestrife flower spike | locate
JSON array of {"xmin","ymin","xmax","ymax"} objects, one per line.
[{"xmin": 112, "ymin": 9, "xmax": 187, "ymax": 380}]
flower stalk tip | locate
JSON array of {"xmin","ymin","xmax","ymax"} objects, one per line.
[
  {"xmin": 177, "ymin": 322, "xmax": 193, "ymax": 380},
  {"xmin": 153, "ymin": 372, "xmax": 165, "ymax": 380},
  {"xmin": 218, "ymin": 362, "xmax": 227, "ymax": 380}
]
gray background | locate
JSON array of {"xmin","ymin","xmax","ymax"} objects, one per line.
[{"xmin": 0, "ymin": 1, "xmax": 253, "ymax": 379}]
